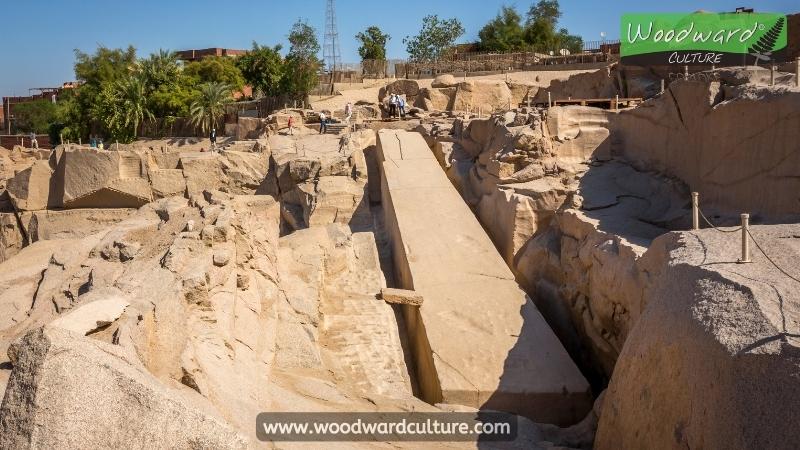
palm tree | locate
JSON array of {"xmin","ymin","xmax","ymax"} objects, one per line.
[
  {"xmin": 116, "ymin": 74, "xmax": 153, "ymax": 137},
  {"xmin": 189, "ymin": 82, "xmax": 232, "ymax": 135},
  {"xmin": 140, "ymin": 49, "xmax": 180, "ymax": 89}
]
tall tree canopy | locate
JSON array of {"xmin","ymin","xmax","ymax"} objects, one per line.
[
  {"xmin": 184, "ymin": 56, "xmax": 245, "ymax": 92},
  {"xmin": 356, "ymin": 26, "xmax": 391, "ymax": 60},
  {"xmin": 527, "ymin": 0, "xmax": 561, "ymax": 27},
  {"xmin": 29, "ymin": 18, "xmax": 329, "ymax": 143},
  {"xmin": 478, "ymin": 7, "xmax": 526, "ymax": 52},
  {"xmin": 282, "ymin": 20, "xmax": 322, "ymax": 95},
  {"xmin": 404, "ymin": 15, "xmax": 465, "ymax": 62},
  {"xmin": 11, "ymin": 100, "xmax": 57, "ymax": 134},
  {"xmin": 236, "ymin": 42, "xmax": 285, "ymax": 96},
  {"xmin": 477, "ymin": 1, "xmax": 583, "ymax": 54}
]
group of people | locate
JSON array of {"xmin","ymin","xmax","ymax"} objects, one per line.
[
  {"xmin": 317, "ymin": 102, "xmax": 353, "ymax": 134},
  {"xmin": 89, "ymin": 135, "xmax": 104, "ymax": 149},
  {"xmin": 388, "ymin": 94, "xmax": 406, "ymax": 119}
]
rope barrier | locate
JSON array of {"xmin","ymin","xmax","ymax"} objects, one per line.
[
  {"xmin": 697, "ymin": 207, "xmax": 742, "ymax": 233},
  {"xmin": 746, "ymin": 228, "xmax": 800, "ymax": 285},
  {"xmin": 695, "ymin": 194, "xmax": 800, "ymax": 285}
]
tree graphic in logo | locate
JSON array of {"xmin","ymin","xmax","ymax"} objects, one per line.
[{"xmin": 749, "ymin": 17, "xmax": 785, "ymax": 65}]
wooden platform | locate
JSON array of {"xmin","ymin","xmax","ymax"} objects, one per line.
[{"xmin": 550, "ymin": 97, "xmax": 642, "ymax": 109}]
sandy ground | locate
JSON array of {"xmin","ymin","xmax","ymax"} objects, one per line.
[{"xmin": 310, "ymin": 69, "xmax": 600, "ymax": 111}]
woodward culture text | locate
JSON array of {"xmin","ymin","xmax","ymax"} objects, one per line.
[{"xmin": 255, "ymin": 412, "xmax": 518, "ymax": 442}]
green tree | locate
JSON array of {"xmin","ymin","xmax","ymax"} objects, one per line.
[
  {"xmin": 237, "ymin": 42, "xmax": 285, "ymax": 96},
  {"xmin": 12, "ymin": 99, "xmax": 58, "ymax": 134},
  {"xmin": 189, "ymin": 82, "xmax": 232, "ymax": 134},
  {"xmin": 556, "ymin": 28, "xmax": 584, "ymax": 54},
  {"xmin": 90, "ymin": 74, "xmax": 153, "ymax": 142},
  {"xmin": 184, "ymin": 56, "xmax": 245, "ymax": 92},
  {"xmin": 140, "ymin": 49, "xmax": 181, "ymax": 89},
  {"xmin": 72, "ymin": 46, "xmax": 139, "ymax": 140},
  {"xmin": 74, "ymin": 46, "xmax": 138, "ymax": 88},
  {"xmin": 52, "ymin": 89, "xmax": 85, "ymax": 142},
  {"xmin": 403, "ymin": 15, "xmax": 465, "ymax": 62},
  {"xmin": 522, "ymin": 1, "xmax": 583, "ymax": 54},
  {"xmin": 356, "ymin": 26, "xmax": 390, "ymax": 60},
  {"xmin": 282, "ymin": 20, "xmax": 322, "ymax": 95},
  {"xmin": 117, "ymin": 75, "xmax": 154, "ymax": 139},
  {"xmin": 526, "ymin": 0, "xmax": 561, "ymax": 27},
  {"xmin": 524, "ymin": 18, "xmax": 558, "ymax": 53},
  {"xmin": 478, "ymin": 6, "xmax": 527, "ymax": 52}
]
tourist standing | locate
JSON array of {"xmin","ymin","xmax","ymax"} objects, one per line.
[
  {"xmin": 29, "ymin": 131, "xmax": 38, "ymax": 149},
  {"xmin": 287, "ymin": 116, "xmax": 294, "ymax": 135},
  {"xmin": 398, "ymin": 96, "xmax": 406, "ymax": 119},
  {"xmin": 389, "ymin": 94, "xmax": 397, "ymax": 118},
  {"xmin": 345, "ymin": 102, "xmax": 353, "ymax": 125},
  {"xmin": 319, "ymin": 112, "xmax": 327, "ymax": 134},
  {"xmin": 210, "ymin": 128, "xmax": 217, "ymax": 151}
]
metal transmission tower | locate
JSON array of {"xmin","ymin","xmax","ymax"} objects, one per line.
[{"xmin": 323, "ymin": 0, "xmax": 342, "ymax": 73}]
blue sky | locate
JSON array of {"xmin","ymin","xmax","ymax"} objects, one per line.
[{"xmin": 1, "ymin": 0, "xmax": 796, "ymax": 96}]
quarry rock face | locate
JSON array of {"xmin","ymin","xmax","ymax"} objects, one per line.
[
  {"xmin": 613, "ymin": 80, "xmax": 800, "ymax": 218},
  {"xmin": 596, "ymin": 226, "xmax": 800, "ymax": 449},
  {"xmin": 1, "ymin": 64, "xmax": 799, "ymax": 448},
  {"xmin": 416, "ymin": 80, "xmax": 537, "ymax": 113},
  {"xmin": 0, "ymin": 145, "xmax": 271, "ymax": 210}
]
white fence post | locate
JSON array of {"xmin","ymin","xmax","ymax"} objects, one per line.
[
  {"xmin": 739, "ymin": 213, "xmax": 752, "ymax": 263},
  {"xmin": 796, "ymin": 57, "xmax": 800, "ymax": 87}
]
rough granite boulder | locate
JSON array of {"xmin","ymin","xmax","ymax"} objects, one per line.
[
  {"xmin": 0, "ymin": 326, "xmax": 247, "ymax": 449},
  {"xmin": 596, "ymin": 226, "xmax": 800, "ymax": 450},
  {"xmin": 378, "ymin": 79, "xmax": 420, "ymax": 103},
  {"xmin": 452, "ymin": 80, "xmax": 514, "ymax": 113},
  {"xmin": 5, "ymin": 161, "xmax": 54, "ymax": 211},
  {"xmin": 431, "ymin": 74, "xmax": 457, "ymax": 88}
]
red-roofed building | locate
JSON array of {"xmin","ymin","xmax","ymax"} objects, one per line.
[{"xmin": 175, "ymin": 48, "xmax": 246, "ymax": 62}]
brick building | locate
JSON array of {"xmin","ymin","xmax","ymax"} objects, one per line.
[{"xmin": 175, "ymin": 48, "xmax": 246, "ymax": 62}]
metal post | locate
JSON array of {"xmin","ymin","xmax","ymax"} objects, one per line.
[
  {"xmin": 615, "ymin": 94, "xmax": 619, "ymax": 111},
  {"xmin": 684, "ymin": 65, "xmax": 689, "ymax": 78},
  {"xmin": 739, "ymin": 214, "xmax": 751, "ymax": 263},
  {"xmin": 770, "ymin": 66, "xmax": 775, "ymax": 86},
  {"xmin": 661, "ymin": 79, "xmax": 665, "ymax": 94},
  {"xmin": 691, "ymin": 192, "xmax": 699, "ymax": 230},
  {"xmin": 547, "ymin": 91, "xmax": 552, "ymax": 108}
]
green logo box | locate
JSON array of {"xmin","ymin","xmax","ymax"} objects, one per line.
[{"xmin": 620, "ymin": 12, "xmax": 788, "ymax": 66}]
